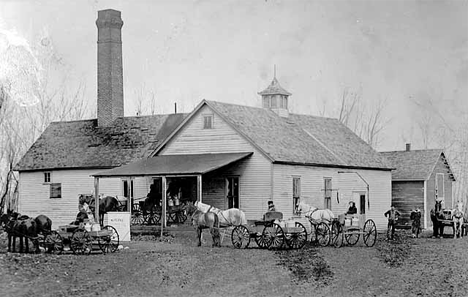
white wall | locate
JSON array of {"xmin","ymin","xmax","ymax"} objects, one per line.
[
  {"xmin": 18, "ymin": 170, "xmax": 151, "ymax": 228},
  {"xmin": 273, "ymin": 164, "xmax": 392, "ymax": 231}
]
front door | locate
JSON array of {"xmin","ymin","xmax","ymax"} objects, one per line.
[{"xmin": 226, "ymin": 177, "xmax": 239, "ymax": 209}]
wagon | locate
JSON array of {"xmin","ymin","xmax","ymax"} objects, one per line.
[
  {"xmin": 43, "ymin": 224, "xmax": 120, "ymax": 255},
  {"xmin": 131, "ymin": 201, "xmax": 187, "ymax": 225},
  {"xmin": 331, "ymin": 214, "xmax": 377, "ymax": 247},
  {"xmin": 231, "ymin": 211, "xmax": 307, "ymax": 250}
]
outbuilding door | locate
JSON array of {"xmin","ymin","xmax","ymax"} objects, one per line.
[{"xmin": 353, "ymin": 192, "xmax": 367, "ymax": 221}]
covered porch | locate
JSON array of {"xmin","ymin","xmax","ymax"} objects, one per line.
[{"xmin": 92, "ymin": 152, "xmax": 253, "ymax": 235}]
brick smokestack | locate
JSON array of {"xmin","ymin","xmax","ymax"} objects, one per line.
[{"xmin": 96, "ymin": 9, "xmax": 124, "ymax": 127}]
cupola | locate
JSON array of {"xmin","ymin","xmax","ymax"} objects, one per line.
[{"xmin": 258, "ymin": 70, "xmax": 291, "ymax": 117}]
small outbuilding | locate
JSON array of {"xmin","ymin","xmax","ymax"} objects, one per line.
[{"xmin": 380, "ymin": 144, "xmax": 456, "ymax": 229}]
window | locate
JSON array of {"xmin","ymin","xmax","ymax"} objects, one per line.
[
  {"xmin": 281, "ymin": 96, "xmax": 288, "ymax": 109},
  {"xmin": 122, "ymin": 179, "xmax": 134, "ymax": 198},
  {"xmin": 271, "ymin": 95, "xmax": 278, "ymax": 108},
  {"xmin": 324, "ymin": 178, "xmax": 332, "ymax": 209},
  {"xmin": 262, "ymin": 97, "xmax": 270, "ymax": 108},
  {"xmin": 203, "ymin": 115, "xmax": 213, "ymax": 129},
  {"xmin": 436, "ymin": 173, "xmax": 444, "ymax": 200},
  {"xmin": 50, "ymin": 183, "xmax": 62, "ymax": 198},
  {"xmin": 44, "ymin": 172, "xmax": 51, "ymax": 183},
  {"xmin": 293, "ymin": 177, "xmax": 301, "ymax": 215}
]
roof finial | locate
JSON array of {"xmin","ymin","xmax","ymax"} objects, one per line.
[{"xmin": 274, "ymin": 64, "xmax": 276, "ymax": 79}]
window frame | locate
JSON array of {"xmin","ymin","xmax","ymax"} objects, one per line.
[
  {"xmin": 203, "ymin": 114, "xmax": 214, "ymax": 129},
  {"xmin": 324, "ymin": 177, "xmax": 332, "ymax": 210},
  {"xmin": 44, "ymin": 172, "xmax": 51, "ymax": 184},
  {"xmin": 49, "ymin": 183, "xmax": 62, "ymax": 199},
  {"xmin": 436, "ymin": 173, "xmax": 444, "ymax": 200}
]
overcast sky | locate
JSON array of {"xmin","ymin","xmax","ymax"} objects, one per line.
[{"xmin": 1, "ymin": 0, "xmax": 467, "ymax": 151}]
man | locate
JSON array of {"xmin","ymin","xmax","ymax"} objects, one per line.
[
  {"xmin": 384, "ymin": 205, "xmax": 401, "ymax": 240},
  {"xmin": 410, "ymin": 208, "xmax": 422, "ymax": 238}
]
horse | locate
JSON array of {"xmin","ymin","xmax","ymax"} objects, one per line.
[
  {"xmin": 452, "ymin": 201, "xmax": 464, "ymax": 238},
  {"xmin": 185, "ymin": 203, "xmax": 221, "ymax": 247},
  {"xmin": 296, "ymin": 202, "xmax": 335, "ymax": 223},
  {"xmin": 430, "ymin": 200, "xmax": 444, "ymax": 238},
  {"xmin": 1, "ymin": 212, "xmax": 40, "ymax": 253},
  {"xmin": 79, "ymin": 194, "xmax": 119, "ymax": 226},
  {"xmin": 192, "ymin": 201, "xmax": 247, "ymax": 227}
]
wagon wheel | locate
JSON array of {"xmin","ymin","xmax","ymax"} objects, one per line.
[
  {"xmin": 315, "ymin": 222, "xmax": 330, "ymax": 247},
  {"xmin": 331, "ymin": 221, "xmax": 343, "ymax": 248},
  {"xmin": 44, "ymin": 231, "xmax": 64, "ymax": 254},
  {"xmin": 263, "ymin": 223, "xmax": 284, "ymax": 249},
  {"xmin": 345, "ymin": 228, "xmax": 361, "ymax": 246},
  {"xmin": 231, "ymin": 225, "xmax": 250, "ymax": 249},
  {"xmin": 70, "ymin": 228, "xmax": 92, "ymax": 255},
  {"xmin": 176, "ymin": 211, "xmax": 187, "ymax": 224},
  {"xmin": 98, "ymin": 225, "xmax": 120, "ymax": 253},
  {"xmin": 255, "ymin": 228, "xmax": 272, "ymax": 249},
  {"xmin": 285, "ymin": 222, "xmax": 307, "ymax": 249},
  {"xmin": 131, "ymin": 209, "xmax": 145, "ymax": 225},
  {"xmin": 363, "ymin": 219, "xmax": 377, "ymax": 247}
]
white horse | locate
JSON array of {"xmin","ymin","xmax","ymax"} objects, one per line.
[
  {"xmin": 452, "ymin": 201, "xmax": 464, "ymax": 238},
  {"xmin": 194, "ymin": 201, "xmax": 247, "ymax": 227},
  {"xmin": 297, "ymin": 202, "xmax": 335, "ymax": 224}
]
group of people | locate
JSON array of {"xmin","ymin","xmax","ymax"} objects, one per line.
[{"xmin": 384, "ymin": 205, "xmax": 422, "ymax": 240}]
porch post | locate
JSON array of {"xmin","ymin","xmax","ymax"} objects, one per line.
[
  {"xmin": 127, "ymin": 177, "xmax": 133, "ymax": 212},
  {"xmin": 94, "ymin": 177, "xmax": 100, "ymax": 225},
  {"xmin": 161, "ymin": 176, "xmax": 167, "ymax": 237},
  {"xmin": 197, "ymin": 175, "xmax": 202, "ymax": 202}
]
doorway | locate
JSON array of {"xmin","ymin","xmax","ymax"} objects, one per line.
[{"xmin": 226, "ymin": 177, "xmax": 239, "ymax": 209}]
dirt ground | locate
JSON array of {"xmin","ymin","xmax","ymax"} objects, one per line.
[{"xmin": 1, "ymin": 227, "xmax": 468, "ymax": 297}]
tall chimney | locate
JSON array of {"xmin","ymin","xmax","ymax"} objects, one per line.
[
  {"xmin": 96, "ymin": 9, "xmax": 124, "ymax": 127},
  {"xmin": 406, "ymin": 143, "xmax": 411, "ymax": 151}
]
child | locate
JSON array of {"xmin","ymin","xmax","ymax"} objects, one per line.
[
  {"xmin": 384, "ymin": 206, "xmax": 401, "ymax": 240},
  {"xmin": 267, "ymin": 201, "xmax": 276, "ymax": 212}
]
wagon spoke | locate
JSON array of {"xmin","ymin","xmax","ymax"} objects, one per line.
[
  {"xmin": 44, "ymin": 231, "xmax": 64, "ymax": 254},
  {"xmin": 316, "ymin": 222, "xmax": 330, "ymax": 247},
  {"xmin": 99, "ymin": 225, "xmax": 120, "ymax": 253},
  {"xmin": 285, "ymin": 222, "xmax": 307, "ymax": 249},
  {"xmin": 264, "ymin": 223, "xmax": 284, "ymax": 249},
  {"xmin": 70, "ymin": 228, "xmax": 92, "ymax": 255}
]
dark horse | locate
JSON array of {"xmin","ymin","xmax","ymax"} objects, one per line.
[
  {"xmin": 185, "ymin": 203, "xmax": 221, "ymax": 247},
  {"xmin": 430, "ymin": 200, "xmax": 444, "ymax": 238},
  {"xmin": 1, "ymin": 211, "xmax": 53, "ymax": 253},
  {"xmin": 79, "ymin": 194, "xmax": 119, "ymax": 226}
]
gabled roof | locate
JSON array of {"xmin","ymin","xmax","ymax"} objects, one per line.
[
  {"xmin": 155, "ymin": 100, "xmax": 392, "ymax": 170},
  {"xmin": 379, "ymin": 149, "xmax": 455, "ymax": 181},
  {"xmin": 14, "ymin": 113, "xmax": 187, "ymax": 171},
  {"xmin": 258, "ymin": 77, "xmax": 292, "ymax": 96}
]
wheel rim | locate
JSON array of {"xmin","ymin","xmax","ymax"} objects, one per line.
[
  {"xmin": 363, "ymin": 220, "xmax": 377, "ymax": 247},
  {"xmin": 345, "ymin": 230, "xmax": 360, "ymax": 245},
  {"xmin": 264, "ymin": 223, "xmax": 284, "ymax": 249},
  {"xmin": 231, "ymin": 225, "xmax": 250, "ymax": 249},
  {"xmin": 71, "ymin": 229, "xmax": 92, "ymax": 255},
  {"xmin": 131, "ymin": 212, "xmax": 145, "ymax": 225},
  {"xmin": 285, "ymin": 222, "xmax": 307, "ymax": 249},
  {"xmin": 44, "ymin": 231, "xmax": 64, "ymax": 254},
  {"xmin": 255, "ymin": 226, "xmax": 272, "ymax": 248},
  {"xmin": 332, "ymin": 222, "xmax": 343, "ymax": 248},
  {"xmin": 316, "ymin": 222, "xmax": 330, "ymax": 247},
  {"xmin": 99, "ymin": 225, "xmax": 120, "ymax": 253}
]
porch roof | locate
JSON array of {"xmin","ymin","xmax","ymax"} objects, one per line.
[{"xmin": 92, "ymin": 152, "xmax": 253, "ymax": 178}]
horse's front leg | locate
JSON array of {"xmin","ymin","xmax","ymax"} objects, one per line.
[
  {"xmin": 7, "ymin": 233, "xmax": 12, "ymax": 252},
  {"xmin": 197, "ymin": 227, "xmax": 202, "ymax": 247}
]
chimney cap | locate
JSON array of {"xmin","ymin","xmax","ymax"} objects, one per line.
[
  {"xmin": 96, "ymin": 9, "xmax": 123, "ymax": 29},
  {"xmin": 405, "ymin": 143, "xmax": 411, "ymax": 151}
]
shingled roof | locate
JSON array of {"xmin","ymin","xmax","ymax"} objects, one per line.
[
  {"xmin": 162, "ymin": 100, "xmax": 391, "ymax": 170},
  {"xmin": 379, "ymin": 149, "xmax": 455, "ymax": 181},
  {"xmin": 258, "ymin": 77, "xmax": 292, "ymax": 96},
  {"xmin": 14, "ymin": 113, "xmax": 186, "ymax": 171}
]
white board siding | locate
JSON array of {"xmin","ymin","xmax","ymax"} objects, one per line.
[
  {"xmin": 273, "ymin": 164, "xmax": 392, "ymax": 231},
  {"xmin": 18, "ymin": 169, "xmax": 121, "ymax": 228},
  {"xmin": 160, "ymin": 105, "xmax": 271, "ymax": 220}
]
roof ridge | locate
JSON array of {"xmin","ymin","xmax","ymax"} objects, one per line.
[{"xmin": 380, "ymin": 149, "xmax": 443, "ymax": 153}]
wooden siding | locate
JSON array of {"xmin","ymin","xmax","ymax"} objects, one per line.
[
  {"xmin": 273, "ymin": 164, "xmax": 392, "ymax": 231},
  {"xmin": 159, "ymin": 105, "xmax": 272, "ymax": 220},
  {"xmin": 18, "ymin": 169, "xmax": 122, "ymax": 227},
  {"xmin": 425, "ymin": 155, "xmax": 453, "ymax": 228},
  {"xmin": 391, "ymin": 181, "xmax": 424, "ymax": 227}
]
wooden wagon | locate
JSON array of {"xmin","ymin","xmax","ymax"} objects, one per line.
[
  {"xmin": 231, "ymin": 211, "xmax": 308, "ymax": 250},
  {"xmin": 330, "ymin": 214, "xmax": 377, "ymax": 247},
  {"xmin": 43, "ymin": 223, "xmax": 120, "ymax": 255}
]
